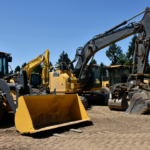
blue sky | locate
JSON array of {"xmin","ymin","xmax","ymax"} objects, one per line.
[{"xmin": 0, "ymin": 0, "xmax": 149, "ymax": 71}]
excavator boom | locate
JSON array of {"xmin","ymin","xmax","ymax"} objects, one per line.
[
  {"xmin": 22, "ymin": 49, "xmax": 50, "ymax": 87},
  {"xmin": 22, "ymin": 54, "xmax": 44, "ymax": 79},
  {"xmin": 41, "ymin": 50, "xmax": 50, "ymax": 87},
  {"xmin": 72, "ymin": 8, "xmax": 150, "ymax": 82},
  {"xmin": 107, "ymin": 7, "xmax": 150, "ymax": 114}
]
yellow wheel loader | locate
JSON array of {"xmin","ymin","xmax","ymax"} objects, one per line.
[{"xmin": 0, "ymin": 52, "xmax": 90, "ymax": 134}]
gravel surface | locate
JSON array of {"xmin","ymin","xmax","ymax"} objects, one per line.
[{"xmin": 1, "ymin": 106, "xmax": 150, "ymax": 150}]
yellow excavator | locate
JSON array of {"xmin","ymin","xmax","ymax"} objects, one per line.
[
  {"xmin": 49, "ymin": 64, "xmax": 132, "ymax": 105},
  {"xmin": 22, "ymin": 49, "xmax": 49, "ymax": 89},
  {"xmin": 0, "ymin": 51, "xmax": 90, "ymax": 134},
  {"xmin": 22, "ymin": 50, "xmax": 91, "ymax": 107},
  {"xmin": 49, "ymin": 62, "xmax": 107, "ymax": 105}
]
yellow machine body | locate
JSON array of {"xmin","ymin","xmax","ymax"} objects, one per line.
[
  {"xmin": 49, "ymin": 69, "xmax": 102, "ymax": 93},
  {"xmin": 102, "ymin": 80, "xmax": 109, "ymax": 88},
  {"xmin": 49, "ymin": 70, "xmax": 81, "ymax": 93},
  {"xmin": 15, "ymin": 94, "xmax": 90, "ymax": 134}
]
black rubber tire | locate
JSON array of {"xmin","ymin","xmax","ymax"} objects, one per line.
[
  {"xmin": 0, "ymin": 100, "xmax": 4, "ymax": 122},
  {"xmin": 79, "ymin": 96, "xmax": 88, "ymax": 109},
  {"xmin": 99, "ymin": 87, "xmax": 110, "ymax": 94}
]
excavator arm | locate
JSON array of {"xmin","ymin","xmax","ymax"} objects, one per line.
[
  {"xmin": 73, "ymin": 7, "xmax": 150, "ymax": 82},
  {"xmin": 41, "ymin": 50, "xmax": 50, "ymax": 87},
  {"xmin": 22, "ymin": 54, "xmax": 44, "ymax": 79},
  {"xmin": 22, "ymin": 50, "xmax": 50, "ymax": 87}
]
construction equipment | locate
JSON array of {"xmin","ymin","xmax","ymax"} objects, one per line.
[
  {"xmin": 22, "ymin": 50, "xmax": 90, "ymax": 108},
  {"xmin": 101, "ymin": 65, "xmax": 132, "ymax": 90},
  {"xmin": 0, "ymin": 52, "xmax": 90, "ymax": 134},
  {"xmin": 49, "ymin": 7, "xmax": 150, "ymax": 112},
  {"xmin": 22, "ymin": 49, "xmax": 50, "ymax": 89},
  {"xmin": 108, "ymin": 7, "xmax": 150, "ymax": 114},
  {"xmin": 96, "ymin": 65, "xmax": 132, "ymax": 105},
  {"xmin": 49, "ymin": 62, "xmax": 108, "ymax": 105}
]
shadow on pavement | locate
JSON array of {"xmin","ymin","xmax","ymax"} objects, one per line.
[
  {"xmin": 0, "ymin": 112, "xmax": 14, "ymax": 129},
  {"xmin": 24, "ymin": 121, "xmax": 93, "ymax": 139}
]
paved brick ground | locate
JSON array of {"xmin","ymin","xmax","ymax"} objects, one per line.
[{"xmin": 1, "ymin": 106, "xmax": 150, "ymax": 150}]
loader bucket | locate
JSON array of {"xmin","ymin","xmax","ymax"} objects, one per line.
[
  {"xmin": 125, "ymin": 92, "xmax": 150, "ymax": 115},
  {"xmin": 15, "ymin": 94, "xmax": 90, "ymax": 134}
]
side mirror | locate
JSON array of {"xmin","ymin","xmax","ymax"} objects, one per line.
[{"xmin": 7, "ymin": 56, "xmax": 12, "ymax": 62}]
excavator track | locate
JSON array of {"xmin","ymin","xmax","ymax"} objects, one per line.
[{"xmin": 0, "ymin": 99, "xmax": 4, "ymax": 122}]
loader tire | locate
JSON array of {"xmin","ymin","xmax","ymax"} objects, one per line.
[
  {"xmin": 79, "ymin": 96, "xmax": 88, "ymax": 109},
  {"xmin": 32, "ymin": 88, "xmax": 41, "ymax": 95},
  {"xmin": 0, "ymin": 100, "xmax": 4, "ymax": 122}
]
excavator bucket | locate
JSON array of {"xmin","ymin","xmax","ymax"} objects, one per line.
[
  {"xmin": 125, "ymin": 92, "xmax": 150, "ymax": 115},
  {"xmin": 15, "ymin": 94, "xmax": 90, "ymax": 134},
  {"xmin": 108, "ymin": 92, "xmax": 128, "ymax": 111}
]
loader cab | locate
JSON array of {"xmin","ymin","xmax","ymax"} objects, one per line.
[
  {"xmin": 107, "ymin": 65, "xmax": 132, "ymax": 87},
  {"xmin": 30, "ymin": 73, "xmax": 41, "ymax": 88},
  {"xmin": 0, "ymin": 52, "xmax": 12, "ymax": 78},
  {"xmin": 81, "ymin": 64, "xmax": 102, "ymax": 90}
]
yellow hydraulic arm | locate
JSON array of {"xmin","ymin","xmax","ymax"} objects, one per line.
[
  {"xmin": 22, "ymin": 50, "xmax": 50, "ymax": 86},
  {"xmin": 41, "ymin": 50, "xmax": 50, "ymax": 87}
]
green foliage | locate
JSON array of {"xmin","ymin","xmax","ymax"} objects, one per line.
[
  {"xmin": 106, "ymin": 43, "xmax": 122, "ymax": 65},
  {"xmin": 9, "ymin": 70, "xmax": 13, "ymax": 74},
  {"xmin": 31, "ymin": 64, "xmax": 42, "ymax": 74},
  {"xmin": 126, "ymin": 35, "xmax": 137, "ymax": 65},
  {"xmin": 91, "ymin": 59, "xmax": 97, "ymax": 64},
  {"xmin": 49, "ymin": 61, "xmax": 53, "ymax": 72},
  {"xmin": 56, "ymin": 51, "xmax": 74, "ymax": 70},
  {"xmin": 15, "ymin": 66, "xmax": 21, "ymax": 73},
  {"xmin": 100, "ymin": 62, "xmax": 106, "ymax": 76},
  {"xmin": 21, "ymin": 62, "xmax": 27, "ymax": 69},
  {"xmin": 117, "ymin": 54, "xmax": 128, "ymax": 65}
]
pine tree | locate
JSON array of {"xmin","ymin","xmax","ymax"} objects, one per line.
[
  {"xmin": 31, "ymin": 64, "xmax": 42, "ymax": 74},
  {"xmin": 117, "ymin": 54, "xmax": 128, "ymax": 65},
  {"xmin": 56, "ymin": 51, "xmax": 74, "ymax": 70},
  {"xmin": 14, "ymin": 66, "xmax": 21, "ymax": 73},
  {"xmin": 126, "ymin": 34, "xmax": 137, "ymax": 65},
  {"xmin": 91, "ymin": 59, "xmax": 97, "ymax": 64},
  {"xmin": 49, "ymin": 62, "xmax": 53, "ymax": 72},
  {"xmin": 106, "ymin": 43, "xmax": 122, "ymax": 65},
  {"xmin": 21, "ymin": 62, "xmax": 27, "ymax": 69},
  {"xmin": 9, "ymin": 70, "xmax": 13, "ymax": 74},
  {"xmin": 100, "ymin": 62, "xmax": 106, "ymax": 76}
]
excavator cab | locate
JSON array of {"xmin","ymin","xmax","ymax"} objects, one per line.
[
  {"xmin": 0, "ymin": 52, "xmax": 12, "ymax": 78},
  {"xmin": 81, "ymin": 64, "xmax": 102, "ymax": 90},
  {"xmin": 29, "ymin": 73, "xmax": 41, "ymax": 88},
  {"xmin": 107, "ymin": 65, "xmax": 132, "ymax": 87}
]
